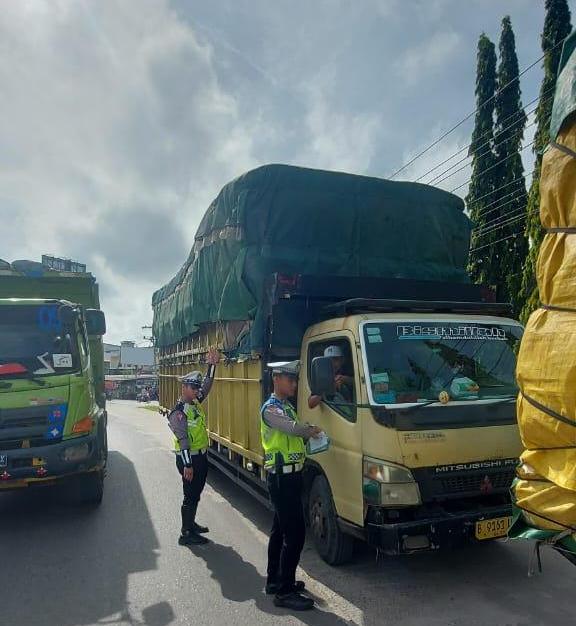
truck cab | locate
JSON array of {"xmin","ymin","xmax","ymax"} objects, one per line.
[
  {"xmin": 299, "ymin": 300, "xmax": 523, "ymax": 563},
  {"xmin": 0, "ymin": 266, "xmax": 108, "ymax": 505}
]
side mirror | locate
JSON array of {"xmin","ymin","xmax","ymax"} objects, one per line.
[
  {"xmin": 58, "ymin": 304, "xmax": 79, "ymax": 325},
  {"xmin": 86, "ymin": 309, "xmax": 106, "ymax": 336},
  {"xmin": 310, "ymin": 356, "xmax": 335, "ymax": 396}
]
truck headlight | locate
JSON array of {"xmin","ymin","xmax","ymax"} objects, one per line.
[
  {"xmin": 61, "ymin": 443, "xmax": 91, "ymax": 462},
  {"xmin": 363, "ymin": 458, "xmax": 421, "ymax": 507}
]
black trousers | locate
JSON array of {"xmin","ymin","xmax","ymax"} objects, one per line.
[
  {"xmin": 176, "ymin": 453, "xmax": 208, "ymax": 529},
  {"xmin": 266, "ymin": 471, "xmax": 306, "ymax": 594}
]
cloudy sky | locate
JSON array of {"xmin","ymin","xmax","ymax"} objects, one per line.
[{"xmin": 1, "ymin": 0, "xmax": 573, "ymax": 344}]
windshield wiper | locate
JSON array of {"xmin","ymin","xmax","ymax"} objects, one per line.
[
  {"xmin": 395, "ymin": 394, "xmax": 517, "ymax": 413},
  {"xmin": 395, "ymin": 400, "xmax": 440, "ymax": 413},
  {"xmin": 481, "ymin": 395, "xmax": 517, "ymax": 405}
]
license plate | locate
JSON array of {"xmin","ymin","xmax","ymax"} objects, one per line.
[
  {"xmin": 0, "ymin": 454, "xmax": 7, "ymax": 468},
  {"xmin": 475, "ymin": 516, "xmax": 511, "ymax": 540}
]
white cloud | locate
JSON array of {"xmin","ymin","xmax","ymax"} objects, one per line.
[
  {"xmin": 395, "ymin": 31, "xmax": 462, "ymax": 86},
  {"xmin": 298, "ymin": 77, "xmax": 383, "ymax": 173},
  {"xmin": 0, "ymin": 0, "xmax": 257, "ymax": 343}
]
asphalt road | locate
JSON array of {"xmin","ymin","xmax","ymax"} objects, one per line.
[{"xmin": 0, "ymin": 400, "xmax": 574, "ymax": 626}]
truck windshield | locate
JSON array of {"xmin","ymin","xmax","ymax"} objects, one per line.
[
  {"xmin": 0, "ymin": 304, "xmax": 80, "ymax": 378},
  {"xmin": 362, "ymin": 321, "xmax": 523, "ymax": 405}
]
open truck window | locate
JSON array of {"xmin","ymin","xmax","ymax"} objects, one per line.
[
  {"xmin": 362, "ymin": 321, "xmax": 523, "ymax": 406},
  {"xmin": 308, "ymin": 337, "xmax": 357, "ymax": 422},
  {"xmin": 0, "ymin": 304, "xmax": 80, "ymax": 377}
]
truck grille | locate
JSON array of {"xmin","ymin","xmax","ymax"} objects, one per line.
[
  {"xmin": 0, "ymin": 406, "xmax": 62, "ymax": 449},
  {"xmin": 413, "ymin": 459, "xmax": 517, "ymax": 502},
  {"xmin": 439, "ymin": 470, "xmax": 515, "ymax": 495}
]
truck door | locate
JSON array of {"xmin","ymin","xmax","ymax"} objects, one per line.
[{"xmin": 301, "ymin": 333, "xmax": 364, "ymax": 526}]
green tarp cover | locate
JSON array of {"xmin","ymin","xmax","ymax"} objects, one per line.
[
  {"xmin": 152, "ymin": 164, "xmax": 471, "ymax": 351},
  {"xmin": 550, "ymin": 30, "xmax": 576, "ymax": 140}
]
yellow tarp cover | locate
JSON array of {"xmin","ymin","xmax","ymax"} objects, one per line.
[{"xmin": 514, "ymin": 118, "xmax": 576, "ymax": 546}]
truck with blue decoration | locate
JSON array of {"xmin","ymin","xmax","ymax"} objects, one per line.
[{"xmin": 0, "ymin": 259, "xmax": 107, "ymax": 505}]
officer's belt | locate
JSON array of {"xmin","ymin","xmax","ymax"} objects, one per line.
[
  {"xmin": 267, "ymin": 463, "xmax": 303, "ymax": 475},
  {"xmin": 176, "ymin": 447, "xmax": 207, "ymax": 456}
]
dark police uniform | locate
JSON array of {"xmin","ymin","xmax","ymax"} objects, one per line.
[
  {"xmin": 261, "ymin": 360, "xmax": 317, "ymax": 611},
  {"xmin": 168, "ymin": 365, "xmax": 215, "ymax": 545}
]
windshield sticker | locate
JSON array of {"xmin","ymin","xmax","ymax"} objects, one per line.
[
  {"xmin": 368, "ymin": 334, "xmax": 383, "ymax": 343},
  {"xmin": 366, "ymin": 327, "xmax": 381, "ymax": 335},
  {"xmin": 37, "ymin": 305, "xmax": 62, "ymax": 333},
  {"xmin": 371, "ymin": 373, "xmax": 389, "ymax": 383},
  {"xmin": 396, "ymin": 325, "xmax": 508, "ymax": 341},
  {"xmin": 53, "ymin": 354, "xmax": 73, "ymax": 368},
  {"xmin": 34, "ymin": 352, "xmax": 55, "ymax": 375}
]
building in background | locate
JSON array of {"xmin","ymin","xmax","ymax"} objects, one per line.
[{"xmin": 105, "ymin": 341, "xmax": 157, "ymax": 400}]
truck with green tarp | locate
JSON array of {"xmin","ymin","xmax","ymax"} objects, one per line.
[
  {"xmin": 0, "ymin": 260, "xmax": 108, "ymax": 505},
  {"xmin": 154, "ymin": 164, "xmax": 524, "ymax": 563}
]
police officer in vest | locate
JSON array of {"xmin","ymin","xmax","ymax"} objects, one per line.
[
  {"xmin": 261, "ymin": 360, "xmax": 323, "ymax": 611},
  {"xmin": 168, "ymin": 348, "xmax": 221, "ymax": 546}
]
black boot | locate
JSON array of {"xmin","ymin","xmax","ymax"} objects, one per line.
[
  {"xmin": 192, "ymin": 522, "xmax": 209, "ymax": 534},
  {"xmin": 179, "ymin": 505, "xmax": 208, "ymax": 546},
  {"xmin": 265, "ymin": 581, "xmax": 305, "ymax": 595},
  {"xmin": 273, "ymin": 592, "xmax": 314, "ymax": 611}
]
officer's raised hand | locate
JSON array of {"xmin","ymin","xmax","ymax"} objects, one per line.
[{"xmin": 206, "ymin": 347, "xmax": 221, "ymax": 365}]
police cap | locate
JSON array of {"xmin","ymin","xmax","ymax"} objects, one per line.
[
  {"xmin": 267, "ymin": 360, "xmax": 300, "ymax": 377},
  {"xmin": 180, "ymin": 371, "xmax": 203, "ymax": 388}
]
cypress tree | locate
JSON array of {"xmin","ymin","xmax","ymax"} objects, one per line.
[
  {"xmin": 467, "ymin": 34, "xmax": 499, "ymax": 287},
  {"xmin": 519, "ymin": 0, "xmax": 572, "ymax": 321},
  {"xmin": 493, "ymin": 16, "xmax": 528, "ymax": 316}
]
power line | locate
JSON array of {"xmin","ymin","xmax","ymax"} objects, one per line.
[
  {"xmin": 471, "ymin": 186, "xmax": 532, "ymax": 231},
  {"xmin": 426, "ymin": 117, "xmax": 537, "ymax": 187},
  {"xmin": 414, "ymin": 89, "xmax": 552, "ymax": 184},
  {"xmin": 449, "ymin": 139, "xmax": 535, "ymax": 193},
  {"xmin": 471, "ymin": 177, "xmax": 531, "ymax": 214},
  {"xmin": 446, "ymin": 139, "xmax": 535, "ymax": 192},
  {"xmin": 470, "ymin": 230, "xmax": 527, "ymax": 254},
  {"xmin": 473, "ymin": 208, "xmax": 538, "ymax": 239},
  {"xmin": 467, "ymin": 166, "xmax": 537, "ymax": 207},
  {"xmin": 388, "ymin": 33, "xmax": 570, "ymax": 180}
]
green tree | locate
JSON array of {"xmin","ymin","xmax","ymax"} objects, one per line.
[
  {"xmin": 492, "ymin": 16, "xmax": 528, "ymax": 316},
  {"xmin": 519, "ymin": 0, "xmax": 572, "ymax": 322},
  {"xmin": 467, "ymin": 34, "xmax": 499, "ymax": 287}
]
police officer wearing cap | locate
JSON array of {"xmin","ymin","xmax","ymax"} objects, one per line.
[
  {"xmin": 261, "ymin": 360, "xmax": 323, "ymax": 611},
  {"xmin": 168, "ymin": 347, "xmax": 221, "ymax": 546}
]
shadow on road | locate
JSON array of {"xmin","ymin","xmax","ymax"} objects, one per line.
[
  {"xmin": 189, "ymin": 540, "xmax": 356, "ymax": 625},
  {"xmin": 0, "ymin": 451, "xmax": 171, "ymax": 626},
  {"xmin": 206, "ymin": 467, "xmax": 576, "ymax": 626}
]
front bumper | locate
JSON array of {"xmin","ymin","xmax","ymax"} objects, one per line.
[
  {"xmin": 0, "ymin": 432, "xmax": 102, "ymax": 489},
  {"xmin": 366, "ymin": 504, "xmax": 512, "ymax": 554}
]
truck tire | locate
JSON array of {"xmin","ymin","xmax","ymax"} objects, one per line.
[
  {"xmin": 309, "ymin": 475, "xmax": 354, "ymax": 565},
  {"xmin": 69, "ymin": 470, "xmax": 104, "ymax": 507}
]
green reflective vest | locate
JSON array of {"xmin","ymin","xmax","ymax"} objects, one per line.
[
  {"xmin": 174, "ymin": 401, "xmax": 209, "ymax": 452},
  {"xmin": 260, "ymin": 395, "xmax": 306, "ymax": 470}
]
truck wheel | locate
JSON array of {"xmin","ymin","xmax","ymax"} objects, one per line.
[
  {"xmin": 309, "ymin": 475, "xmax": 354, "ymax": 565},
  {"xmin": 69, "ymin": 471, "xmax": 104, "ymax": 507}
]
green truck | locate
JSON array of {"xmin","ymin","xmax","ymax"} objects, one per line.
[{"xmin": 0, "ymin": 260, "xmax": 108, "ymax": 505}]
